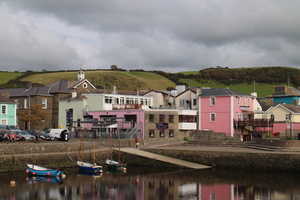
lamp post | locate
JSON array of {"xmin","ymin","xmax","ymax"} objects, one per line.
[
  {"xmin": 289, "ymin": 113, "xmax": 292, "ymax": 140},
  {"xmin": 42, "ymin": 119, "xmax": 45, "ymax": 131}
]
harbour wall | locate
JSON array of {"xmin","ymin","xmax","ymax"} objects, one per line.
[{"xmin": 1, "ymin": 141, "xmax": 300, "ymax": 173}]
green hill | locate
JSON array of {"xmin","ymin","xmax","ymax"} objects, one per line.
[
  {"xmin": 1, "ymin": 66, "xmax": 299, "ymax": 97},
  {"xmin": 19, "ymin": 71, "xmax": 176, "ymax": 91}
]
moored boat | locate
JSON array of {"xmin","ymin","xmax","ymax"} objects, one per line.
[
  {"xmin": 26, "ymin": 163, "xmax": 64, "ymax": 177},
  {"xmin": 77, "ymin": 161, "xmax": 103, "ymax": 173},
  {"xmin": 106, "ymin": 159, "xmax": 127, "ymax": 172}
]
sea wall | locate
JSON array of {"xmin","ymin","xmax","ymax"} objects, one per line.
[
  {"xmin": 2, "ymin": 141, "xmax": 300, "ymax": 173},
  {"xmin": 143, "ymin": 149, "xmax": 300, "ymax": 172}
]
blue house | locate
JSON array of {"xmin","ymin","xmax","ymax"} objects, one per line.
[
  {"xmin": 271, "ymin": 85, "xmax": 300, "ymax": 105},
  {"xmin": 0, "ymin": 93, "xmax": 17, "ymax": 126}
]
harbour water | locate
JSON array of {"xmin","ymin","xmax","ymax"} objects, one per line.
[{"xmin": 0, "ymin": 166, "xmax": 300, "ymax": 200}]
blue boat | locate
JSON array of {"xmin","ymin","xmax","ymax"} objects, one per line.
[
  {"xmin": 77, "ymin": 161, "xmax": 103, "ymax": 173},
  {"xmin": 26, "ymin": 175, "xmax": 64, "ymax": 184},
  {"xmin": 26, "ymin": 163, "xmax": 64, "ymax": 177}
]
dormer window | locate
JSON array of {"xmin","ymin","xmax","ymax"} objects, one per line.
[{"xmin": 82, "ymin": 83, "xmax": 87, "ymax": 88}]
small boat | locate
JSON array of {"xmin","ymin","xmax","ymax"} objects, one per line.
[
  {"xmin": 26, "ymin": 163, "xmax": 64, "ymax": 177},
  {"xmin": 77, "ymin": 161, "xmax": 103, "ymax": 173},
  {"xmin": 26, "ymin": 175, "xmax": 64, "ymax": 184},
  {"xmin": 106, "ymin": 132, "xmax": 127, "ymax": 172},
  {"xmin": 106, "ymin": 159, "xmax": 127, "ymax": 172},
  {"xmin": 77, "ymin": 129, "xmax": 103, "ymax": 173}
]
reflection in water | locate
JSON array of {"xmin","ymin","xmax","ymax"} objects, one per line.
[{"xmin": 0, "ymin": 167, "xmax": 300, "ymax": 199}]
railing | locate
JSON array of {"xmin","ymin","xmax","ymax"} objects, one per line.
[{"xmin": 234, "ymin": 119, "xmax": 274, "ymax": 127}]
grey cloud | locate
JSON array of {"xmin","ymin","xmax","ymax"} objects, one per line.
[{"xmin": 1, "ymin": 0, "xmax": 300, "ymax": 72}]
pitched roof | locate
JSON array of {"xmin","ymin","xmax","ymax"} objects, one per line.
[
  {"xmin": 199, "ymin": 88, "xmax": 252, "ymax": 97},
  {"xmin": 274, "ymin": 103, "xmax": 300, "ymax": 114},
  {"xmin": 46, "ymin": 80, "xmax": 71, "ymax": 93},
  {"xmin": 23, "ymin": 87, "xmax": 52, "ymax": 96},
  {"xmin": 0, "ymin": 87, "xmax": 53, "ymax": 97},
  {"xmin": 271, "ymin": 86, "xmax": 300, "ymax": 97},
  {"xmin": 68, "ymin": 79, "xmax": 96, "ymax": 89},
  {"xmin": 0, "ymin": 88, "xmax": 26, "ymax": 97},
  {"xmin": 0, "ymin": 96, "xmax": 16, "ymax": 103}
]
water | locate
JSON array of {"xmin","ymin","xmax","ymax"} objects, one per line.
[{"xmin": 0, "ymin": 166, "xmax": 300, "ymax": 200}]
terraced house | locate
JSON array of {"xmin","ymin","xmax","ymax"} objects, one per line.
[{"xmin": 0, "ymin": 94, "xmax": 17, "ymax": 126}]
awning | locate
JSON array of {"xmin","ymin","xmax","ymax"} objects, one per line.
[
  {"xmin": 92, "ymin": 123, "xmax": 117, "ymax": 129},
  {"xmin": 240, "ymin": 108, "xmax": 268, "ymax": 114}
]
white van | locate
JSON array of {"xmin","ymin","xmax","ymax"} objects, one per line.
[{"xmin": 45, "ymin": 129, "xmax": 69, "ymax": 141}]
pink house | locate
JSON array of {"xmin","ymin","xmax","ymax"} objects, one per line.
[
  {"xmin": 82, "ymin": 109, "xmax": 145, "ymax": 138},
  {"xmin": 198, "ymin": 88, "xmax": 270, "ymax": 140}
]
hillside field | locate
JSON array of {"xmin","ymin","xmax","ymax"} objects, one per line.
[
  {"xmin": 0, "ymin": 72, "xmax": 23, "ymax": 84},
  {"xmin": 20, "ymin": 71, "xmax": 176, "ymax": 91},
  {"xmin": 0, "ymin": 69, "xmax": 289, "ymax": 97}
]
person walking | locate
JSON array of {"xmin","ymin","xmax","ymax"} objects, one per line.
[
  {"xmin": 135, "ymin": 136, "xmax": 139, "ymax": 148},
  {"xmin": 35, "ymin": 130, "xmax": 40, "ymax": 143}
]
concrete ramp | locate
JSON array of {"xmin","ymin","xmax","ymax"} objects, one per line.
[{"xmin": 119, "ymin": 148, "xmax": 211, "ymax": 169}]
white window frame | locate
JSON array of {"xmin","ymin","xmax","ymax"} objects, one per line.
[
  {"xmin": 42, "ymin": 98, "xmax": 47, "ymax": 109},
  {"xmin": 210, "ymin": 97, "xmax": 216, "ymax": 106},
  {"xmin": 24, "ymin": 99, "xmax": 29, "ymax": 109},
  {"xmin": 179, "ymin": 99, "xmax": 185, "ymax": 106},
  {"xmin": 120, "ymin": 97, "xmax": 125, "ymax": 104},
  {"xmin": 210, "ymin": 113, "xmax": 216, "ymax": 122},
  {"xmin": 1, "ymin": 119, "xmax": 7, "ymax": 125},
  {"xmin": 105, "ymin": 96, "xmax": 113, "ymax": 104},
  {"xmin": 1, "ymin": 104, "xmax": 7, "ymax": 115}
]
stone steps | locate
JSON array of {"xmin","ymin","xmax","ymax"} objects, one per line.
[
  {"xmin": 183, "ymin": 141, "xmax": 250, "ymax": 147},
  {"xmin": 245, "ymin": 143, "xmax": 284, "ymax": 151}
]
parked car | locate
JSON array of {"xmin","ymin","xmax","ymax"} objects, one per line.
[
  {"xmin": 13, "ymin": 130, "xmax": 35, "ymax": 141},
  {"xmin": 26, "ymin": 130, "xmax": 51, "ymax": 141},
  {"xmin": 0, "ymin": 125, "xmax": 21, "ymax": 131}
]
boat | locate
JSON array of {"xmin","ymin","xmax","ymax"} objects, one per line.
[
  {"xmin": 106, "ymin": 159, "xmax": 127, "ymax": 172},
  {"xmin": 26, "ymin": 175, "xmax": 64, "ymax": 184},
  {"xmin": 77, "ymin": 129, "xmax": 103, "ymax": 173},
  {"xmin": 77, "ymin": 161, "xmax": 103, "ymax": 173},
  {"xmin": 106, "ymin": 132, "xmax": 127, "ymax": 172},
  {"xmin": 26, "ymin": 163, "xmax": 64, "ymax": 176}
]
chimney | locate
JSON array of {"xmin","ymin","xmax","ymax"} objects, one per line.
[
  {"xmin": 26, "ymin": 82, "xmax": 32, "ymax": 89},
  {"xmin": 72, "ymin": 90, "xmax": 77, "ymax": 98},
  {"xmin": 112, "ymin": 86, "xmax": 117, "ymax": 94},
  {"xmin": 196, "ymin": 87, "xmax": 201, "ymax": 96},
  {"xmin": 2, "ymin": 91, "xmax": 9, "ymax": 98}
]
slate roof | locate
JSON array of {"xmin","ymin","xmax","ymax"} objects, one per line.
[
  {"xmin": 0, "ymin": 96, "xmax": 16, "ymax": 103},
  {"xmin": 277, "ymin": 103, "xmax": 300, "ymax": 113},
  {"xmin": 0, "ymin": 88, "xmax": 26, "ymax": 97},
  {"xmin": 0, "ymin": 86, "xmax": 53, "ymax": 97},
  {"xmin": 198, "ymin": 88, "xmax": 252, "ymax": 97},
  {"xmin": 46, "ymin": 80, "xmax": 71, "ymax": 93},
  {"xmin": 271, "ymin": 86, "xmax": 300, "ymax": 97}
]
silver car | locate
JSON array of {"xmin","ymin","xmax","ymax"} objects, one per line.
[{"xmin": 14, "ymin": 130, "xmax": 35, "ymax": 141}]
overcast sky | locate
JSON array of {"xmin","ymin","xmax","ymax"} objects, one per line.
[{"xmin": 1, "ymin": 0, "xmax": 300, "ymax": 73}]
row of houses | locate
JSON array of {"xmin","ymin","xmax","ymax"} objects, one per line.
[{"xmin": 1, "ymin": 69, "xmax": 300, "ymax": 142}]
